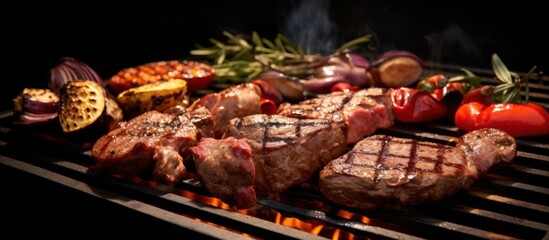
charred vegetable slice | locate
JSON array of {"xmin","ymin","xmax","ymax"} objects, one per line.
[
  {"xmin": 109, "ymin": 60, "xmax": 213, "ymax": 94},
  {"xmin": 13, "ymin": 88, "xmax": 59, "ymax": 125},
  {"xmin": 59, "ymin": 80, "xmax": 106, "ymax": 133},
  {"xmin": 116, "ymin": 79, "xmax": 187, "ymax": 117},
  {"xmin": 369, "ymin": 50, "xmax": 424, "ymax": 88}
]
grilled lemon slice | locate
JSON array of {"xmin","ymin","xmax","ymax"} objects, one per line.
[{"xmin": 116, "ymin": 79, "xmax": 187, "ymax": 117}]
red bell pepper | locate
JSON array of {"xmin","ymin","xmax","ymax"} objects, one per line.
[
  {"xmin": 252, "ymin": 80, "xmax": 282, "ymax": 115},
  {"xmin": 454, "ymin": 102, "xmax": 549, "ymax": 137},
  {"xmin": 330, "ymin": 82, "xmax": 359, "ymax": 93},
  {"xmin": 391, "ymin": 87, "xmax": 449, "ymax": 122},
  {"xmin": 391, "ymin": 74, "xmax": 463, "ymax": 122}
]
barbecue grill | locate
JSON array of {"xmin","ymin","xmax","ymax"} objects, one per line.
[{"xmin": 0, "ymin": 62, "xmax": 547, "ymax": 239}]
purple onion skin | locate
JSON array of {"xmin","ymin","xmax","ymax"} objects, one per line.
[
  {"xmin": 369, "ymin": 50, "xmax": 424, "ymax": 88},
  {"xmin": 23, "ymin": 98, "xmax": 58, "ymax": 114},
  {"xmin": 257, "ymin": 70, "xmax": 305, "ymax": 101},
  {"xmin": 347, "ymin": 53, "xmax": 370, "ymax": 68},
  {"xmin": 17, "ymin": 112, "xmax": 58, "ymax": 125},
  {"xmin": 50, "ymin": 57, "xmax": 104, "ymax": 95},
  {"xmin": 301, "ymin": 53, "xmax": 371, "ymax": 93}
]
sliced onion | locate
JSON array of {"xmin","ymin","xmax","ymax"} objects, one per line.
[
  {"xmin": 301, "ymin": 53, "xmax": 371, "ymax": 93},
  {"xmin": 50, "ymin": 57, "xmax": 104, "ymax": 95},
  {"xmin": 17, "ymin": 112, "xmax": 58, "ymax": 125},
  {"xmin": 23, "ymin": 98, "xmax": 58, "ymax": 114},
  {"xmin": 13, "ymin": 88, "xmax": 60, "ymax": 126},
  {"xmin": 256, "ymin": 71, "xmax": 305, "ymax": 101}
]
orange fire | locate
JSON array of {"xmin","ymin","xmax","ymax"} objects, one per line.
[{"xmin": 124, "ymin": 179, "xmax": 363, "ymax": 240}]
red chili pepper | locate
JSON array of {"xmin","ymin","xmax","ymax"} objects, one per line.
[
  {"xmin": 455, "ymin": 102, "xmax": 549, "ymax": 137},
  {"xmin": 390, "ymin": 87, "xmax": 449, "ymax": 122}
]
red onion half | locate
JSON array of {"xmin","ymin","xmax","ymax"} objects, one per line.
[
  {"xmin": 300, "ymin": 53, "xmax": 371, "ymax": 93},
  {"xmin": 13, "ymin": 88, "xmax": 59, "ymax": 125},
  {"xmin": 50, "ymin": 57, "xmax": 104, "ymax": 95}
]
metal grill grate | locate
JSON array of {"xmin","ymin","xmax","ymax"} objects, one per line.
[{"xmin": 0, "ymin": 63, "xmax": 547, "ymax": 239}]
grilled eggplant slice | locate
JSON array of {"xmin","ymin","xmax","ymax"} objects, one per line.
[
  {"xmin": 116, "ymin": 79, "xmax": 187, "ymax": 118},
  {"xmin": 58, "ymin": 80, "xmax": 120, "ymax": 139}
]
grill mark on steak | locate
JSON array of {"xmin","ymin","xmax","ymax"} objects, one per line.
[
  {"xmin": 343, "ymin": 137, "xmax": 464, "ymax": 178},
  {"xmin": 373, "ymin": 135, "xmax": 390, "ymax": 183},
  {"xmin": 319, "ymin": 128, "xmax": 515, "ymax": 210},
  {"xmin": 223, "ymin": 114, "xmax": 347, "ymax": 194},
  {"xmin": 236, "ymin": 119, "xmax": 333, "ymax": 152},
  {"xmin": 289, "ymin": 92, "xmax": 354, "ymax": 116},
  {"xmin": 277, "ymin": 88, "xmax": 394, "ymax": 144}
]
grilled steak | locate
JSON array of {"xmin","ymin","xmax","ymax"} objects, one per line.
[
  {"xmin": 91, "ymin": 109, "xmax": 198, "ymax": 186},
  {"xmin": 165, "ymin": 105, "xmax": 214, "ymax": 139},
  {"xmin": 189, "ymin": 137, "xmax": 256, "ymax": 209},
  {"xmin": 277, "ymin": 87, "xmax": 393, "ymax": 144},
  {"xmin": 188, "ymin": 82, "xmax": 262, "ymax": 138},
  {"xmin": 319, "ymin": 128, "xmax": 516, "ymax": 209},
  {"xmin": 223, "ymin": 114, "xmax": 347, "ymax": 194}
]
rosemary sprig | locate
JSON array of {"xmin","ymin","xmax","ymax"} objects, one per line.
[
  {"xmin": 491, "ymin": 53, "xmax": 536, "ymax": 103},
  {"xmin": 450, "ymin": 53, "xmax": 536, "ymax": 104},
  {"xmin": 190, "ymin": 31, "xmax": 372, "ymax": 83}
]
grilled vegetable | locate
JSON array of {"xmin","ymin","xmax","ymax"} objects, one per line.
[
  {"xmin": 390, "ymin": 74, "xmax": 463, "ymax": 123},
  {"xmin": 369, "ymin": 50, "xmax": 424, "ymax": 88},
  {"xmin": 108, "ymin": 60, "xmax": 214, "ymax": 94},
  {"xmin": 59, "ymin": 80, "xmax": 120, "ymax": 139},
  {"xmin": 13, "ymin": 88, "xmax": 59, "ymax": 125},
  {"xmin": 455, "ymin": 102, "xmax": 549, "ymax": 137},
  {"xmin": 301, "ymin": 53, "xmax": 371, "ymax": 93},
  {"xmin": 116, "ymin": 79, "xmax": 187, "ymax": 118},
  {"xmin": 454, "ymin": 54, "xmax": 549, "ymax": 137},
  {"xmin": 50, "ymin": 57, "xmax": 104, "ymax": 95}
]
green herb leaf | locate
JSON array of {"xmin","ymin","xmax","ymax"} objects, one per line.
[
  {"xmin": 492, "ymin": 53, "xmax": 512, "ymax": 84},
  {"xmin": 523, "ymin": 66, "xmax": 537, "ymax": 102},
  {"xmin": 252, "ymin": 31, "xmax": 263, "ymax": 48},
  {"xmin": 335, "ymin": 34, "xmax": 372, "ymax": 54},
  {"xmin": 190, "ymin": 49, "xmax": 220, "ymax": 55},
  {"xmin": 502, "ymin": 88, "xmax": 519, "ymax": 103}
]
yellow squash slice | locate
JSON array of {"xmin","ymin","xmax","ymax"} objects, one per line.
[{"xmin": 116, "ymin": 79, "xmax": 187, "ymax": 117}]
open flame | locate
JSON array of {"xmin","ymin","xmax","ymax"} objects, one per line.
[{"xmin": 128, "ymin": 177, "xmax": 364, "ymax": 239}]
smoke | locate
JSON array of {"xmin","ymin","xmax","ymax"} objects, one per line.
[
  {"xmin": 425, "ymin": 23, "xmax": 483, "ymax": 66},
  {"xmin": 281, "ymin": 0, "xmax": 337, "ymax": 55}
]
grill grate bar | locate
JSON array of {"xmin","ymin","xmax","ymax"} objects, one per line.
[
  {"xmin": 6, "ymin": 152, "xmax": 328, "ymax": 240},
  {"xmin": 0, "ymin": 155, "xmax": 252, "ymax": 240},
  {"xmin": 283, "ymin": 184, "xmax": 546, "ymax": 239},
  {"xmin": 439, "ymin": 201, "xmax": 549, "ymax": 233},
  {"xmin": 258, "ymin": 198, "xmax": 425, "ymax": 240},
  {"xmin": 364, "ymin": 205, "xmax": 523, "ymax": 240},
  {"xmin": 463, "ymin": 189, "xmax": 549, "ymax": 223}
]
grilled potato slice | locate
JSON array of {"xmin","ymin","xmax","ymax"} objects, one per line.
[
  {"xmin": 116, "ymin": 79, "xmax": 187, "ymax": 117},
  {"xmin": 59, "ymin": 80, "xmax": 107, "ymax": 134}
]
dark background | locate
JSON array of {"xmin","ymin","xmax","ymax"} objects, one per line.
[{"xmin": 4, "ymin": 0, "xmax": 548, "ymax": 109}]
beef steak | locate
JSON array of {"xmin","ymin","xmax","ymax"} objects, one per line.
[
  {"xmin": 223, "ymin": 114, "xmax": 347, "ymax": 194},
  {"xmin": 188, "ymin": 82, "xmax": 262, "ymax": 138},
  {"xmin": 277, "ymin": 87, "xmax": 393, "ymax": 144},
  {"xmin": 91, "ymin": 109, "xmax": 198, "ymax": 185},
  {"xmin": 189, "ymin": 137, "xmax": 256, "ymax": 209},
  {"xmin": 319, "ymin": 128, "xmax": 516, "ymax": 209}
]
